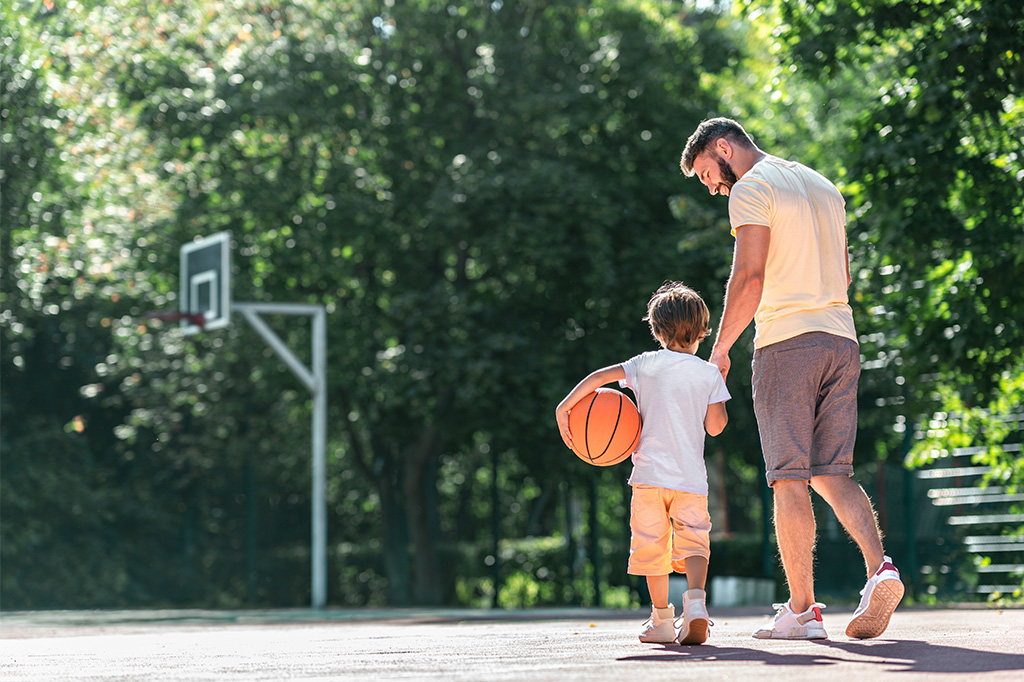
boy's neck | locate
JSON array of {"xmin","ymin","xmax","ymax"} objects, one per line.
[{"xmin": 665, "ymin": 341, "xmax": 698, "ymax": 355}]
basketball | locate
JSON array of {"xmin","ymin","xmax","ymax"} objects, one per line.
[{"xmin": 567, "ymin": 388, "xmax": 641, "ymax": 467}]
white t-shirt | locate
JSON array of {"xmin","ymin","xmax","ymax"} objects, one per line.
[
  {"xmin": 728, "ymin": 155, "xmax": 857, "ymax": 349},
  {"xmin": 619, "ymin": 350, "xmax": 731, "ymax": 495}
]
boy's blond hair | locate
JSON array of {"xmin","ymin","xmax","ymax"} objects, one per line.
[{"xmin": 644, "ymin": 282, "xmax": 711, "ymax": 349}]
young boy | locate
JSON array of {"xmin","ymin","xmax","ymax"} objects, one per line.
[{"xmin": 555, "ymin": 282, "xmax": 730, "ymax": 645}]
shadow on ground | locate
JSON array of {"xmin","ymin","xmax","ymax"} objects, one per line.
[{"xmin": 619, "ymin": 638, "xmax": 1024, "ymax": 675}]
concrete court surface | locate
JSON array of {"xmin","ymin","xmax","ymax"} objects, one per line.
[{"xmin": 2, "ymin": 605, "xmax": 1023, "ymax": 681}]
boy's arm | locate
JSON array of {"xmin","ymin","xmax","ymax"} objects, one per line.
[
  {"xmin": 555, "ymin": 364, "xmax": 627, "ymax": 450},
  {"xmin": 704, "ymin": 400, "xmax": 728, "ymax": 437}
]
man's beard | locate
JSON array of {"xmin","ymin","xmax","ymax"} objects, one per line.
[{"xmin": 718, "ymin": 157, "xmax": 739, "ymax": 192}]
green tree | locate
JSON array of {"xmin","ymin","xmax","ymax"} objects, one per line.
[
  {"xmin": 746, "ymin": 0, "xmax": 1024, "ymax": 594},
  {"xmin": 115, "ymin": 0, "xmax": 749, "ymax": 604},
  {"xmin": 1, "ymin": 1, "xmax": 189, "ymax": 606},
  {"xmin": 4, "ymin": 0, "xmax": 775, "ymax": 608}
]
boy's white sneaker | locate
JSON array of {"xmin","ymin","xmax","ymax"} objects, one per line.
[
  {"xmin": 638, "ymin": 605, "xmax": 677, "ymax": 643},
  {"xmin": 677, "ymin": 588, "xmax": 711, "ymax": 645},
  {"xmin": 752, "ymin": 601, "xmax": 828, "ymax": 640},
  {"xmin": 846, "ymin": 555, "xmax": 904, "ymax": 639}
]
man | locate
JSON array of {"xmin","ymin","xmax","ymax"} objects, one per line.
[{"xmin": 679, "ymin": 117, "xmax": 903, "ymax": 640}]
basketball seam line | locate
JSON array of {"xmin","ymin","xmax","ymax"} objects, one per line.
[{"xmin": 587, "ymin": 393, "xmax": 623, "ymax": 462}]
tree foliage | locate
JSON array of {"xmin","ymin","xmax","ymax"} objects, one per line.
[
  {"xmin": 747, "ymin": 0, "xmax": 1023, "ymax": 458},
  {"xmin": 3, "ymin": 0, "xmax": 767, "ymax": 608},
  {"xmin": 745, "ymin": 0, "xmax": 1024, "ymax": 597},
  {"xmin": 5, "ymin": 0, "xmax": 1020, "ymax": 608}
]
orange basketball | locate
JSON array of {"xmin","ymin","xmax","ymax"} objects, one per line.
[{"xmin": 567, "ymin": 388, "xmax": 641, "ymax": 467}]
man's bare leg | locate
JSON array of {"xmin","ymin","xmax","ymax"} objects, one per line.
[
  {"xmin": 810, "ymin": 474, "xmax": 884, "ymax": 578},
  {"xmin": 772, "ymin": 479, "xmax": 817, "ymax": 613},
  {"xmin": 811, "ymin": 474, "xmax": 903, "ymax": 638}
]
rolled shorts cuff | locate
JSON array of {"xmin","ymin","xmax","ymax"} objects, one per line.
[
  {"xmin": 766, "ymin": 465, "xmax": 854, "ymax": 485},
  {"xmin": 670, "ymin": 552, "xmax": 709, "ymax": 574},
  {"xmin": 627, "ymin": 567, "xmax": 673, "ymax": 577}
]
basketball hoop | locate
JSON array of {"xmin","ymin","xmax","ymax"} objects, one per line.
[{"xmin": 144, "ymin": 310, "xmax": 206, "ymax": 331}]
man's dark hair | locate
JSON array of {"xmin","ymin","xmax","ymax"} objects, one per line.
[{"xmin": 680, "ymin": 117, "xmax": 756, "ymax": 176}]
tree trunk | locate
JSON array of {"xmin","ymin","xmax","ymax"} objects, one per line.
[
  {"xmin": 378, "ymin": 461, "xmax": 412, "ymax": 605},
  {"xmin": 403, "ymin": 432, "xmax": 443, "ymax": 605}
]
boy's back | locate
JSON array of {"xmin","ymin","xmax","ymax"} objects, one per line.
[{"xmin": 621, "ymin": 349, "xmax": 730, "ymax": 496}]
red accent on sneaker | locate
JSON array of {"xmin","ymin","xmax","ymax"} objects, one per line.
[
  {"xmin": 876, "ymin": 562, "xmax": 898, "ymax": 576},
  {"xmin": 811, "ymin": 607, "xmax": 822, "ymax": 621}
]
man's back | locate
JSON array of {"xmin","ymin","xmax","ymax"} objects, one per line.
[{"xmin": 728, "ymin": 155, "xmax": 856, "ymax": 349}]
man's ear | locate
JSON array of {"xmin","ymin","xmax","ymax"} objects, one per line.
[{"xmin": 716, "ymin": 137, "xmax": 733, "ymax": 159}]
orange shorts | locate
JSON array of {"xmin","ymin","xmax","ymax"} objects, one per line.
[{"xmin": 627, "ymin": 484, "xmax": 711, "ymax": 576}]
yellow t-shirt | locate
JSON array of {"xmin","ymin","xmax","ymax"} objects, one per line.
[{"xmin": 728, "ymin": 155, "xmax": 857, "ymax": 349}]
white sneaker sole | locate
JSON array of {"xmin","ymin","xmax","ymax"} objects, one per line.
[
  {"xmin": 845, "ymin": 579, "xmax": 904, "ymax": 639},
  {"xmin": 677, "ymin": 617, "xmax": 709, "ymax": 645},
  {"xmin": 752, "ymin": 626, "xmax": 827, "ymax": 640}
]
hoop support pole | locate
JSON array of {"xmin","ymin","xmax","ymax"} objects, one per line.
[{"xmin": 233, "ymin": 301, "xmax": 328, "ymax": 610}]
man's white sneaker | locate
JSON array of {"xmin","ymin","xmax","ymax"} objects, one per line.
[
  {"xmin": 677, "ymin": 588, "xmax": 711, "ymax": 645},
  {"xmin": 639, "ymin": 605, "xmax": 677, "ymax": 643},
  {"xmin": 846, "ymin": 555, "xmax": 904, "ymax": 639},
  {"xmin": 752, "ymin": 601, "xmax": 828, "ymax": 640}
]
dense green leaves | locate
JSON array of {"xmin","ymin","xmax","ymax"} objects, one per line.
[
  {"xmin": 746, "ymin": 0, "xmax": 1024, "ymax": 597},
  {"xmin": 5, "ymin": 0, "xmax": 1021, "ymax": 608},
  {"xmin": 746, "ymin": 0, "xmax": 1024, "ymax": 396},
  {"xmin": 3, "ymin": 0, "xmax": 751, "ymax": 608}
]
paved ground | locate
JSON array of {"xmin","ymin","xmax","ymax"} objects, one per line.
[{"xmin": 2, "ymin": 605, "xmax": 1023, "ymax": 681}]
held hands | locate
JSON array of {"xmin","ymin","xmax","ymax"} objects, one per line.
[{"xmin": 709, "ymin": 346, "xmax": 731, "ymax": 381}]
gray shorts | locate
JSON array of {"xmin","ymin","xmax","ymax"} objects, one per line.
[{"xmin": 751, "ymin": 332, "xmax": 860, "ymax": 485}]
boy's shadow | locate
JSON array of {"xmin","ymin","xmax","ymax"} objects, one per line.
[{"xmin": 618, "ymin": 639, "xmax": 1024, "ymax": 674}]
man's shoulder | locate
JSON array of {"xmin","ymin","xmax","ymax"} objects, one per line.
[
  {"xmin": 734, "ymin": 155, "xmax": 839, "ymax": 204},
  {"xmin": 744, "ymin": 154, "xmax": 801, "ymax": 180},
  {"xmin": 752, "ymin": 154, "xmax": 836, "ymax": 187}
]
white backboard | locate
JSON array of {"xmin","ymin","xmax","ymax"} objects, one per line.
[{"xmin": 179, "ymin": 232, "xmax": 232, "ymax": 335}]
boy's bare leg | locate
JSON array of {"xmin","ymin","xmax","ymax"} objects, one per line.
[
  {"xmin": 684, "ymin": 556, "xmax": 708, "ymax": 591},
  {"xmin": 810, "ymin": 475, "xmax": 885, "ymax": 577},
  {"xmin": 646, "ymin": 574, "xmax": 670, "ymax": 609},
  {"xmin": 772, "ymin": 479, "xmax": 817, "ymax": 613},
  {"xmin": 679, "ymin": 556, "xmax": 710, "ymax": 645}
]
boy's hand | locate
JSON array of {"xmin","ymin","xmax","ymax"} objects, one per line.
[{"xmin": 555, "ymin": 405, "xmax": 574, "ymax": 450}]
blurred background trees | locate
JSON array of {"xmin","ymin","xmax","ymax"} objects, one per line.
[{"xmin": 3, "ymin": 0, "xmax": 1021, "ymax": 609}]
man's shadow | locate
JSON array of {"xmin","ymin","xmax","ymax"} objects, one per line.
[{"xmin": 618, "ymin": 638, "xmax": 1024, "ymax": 674}]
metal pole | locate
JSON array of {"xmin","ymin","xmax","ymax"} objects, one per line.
[
  {"xmin": 902, "ymin": 414, "xmax": 917, "ymax": 599},
  {"xmin": 233, "ymin": 302, "xmax": 328, "ymax": 609},
  {"xmin": 491, "ymin": 447, "xmax": 500, "ymax": 607},
  {"xmin": 311, "ymin": 307, "xmax": 327, "ymax": 609}
]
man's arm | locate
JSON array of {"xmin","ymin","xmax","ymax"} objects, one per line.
[{"xmin": 708, "ymin": 223, "xmax": 770, "ymax": 379}]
